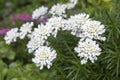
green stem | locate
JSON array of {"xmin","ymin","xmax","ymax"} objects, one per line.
[
  {"xmin": 63, "ymin": 40, "xmax": 78, "ymax": 61},
  {"xmin": 116, "ymin": 58, "xmax": 119, "ymax": 77},
  {"xmin": 53, "ymin": 64, "xmax": 65, "ymax": 76}
]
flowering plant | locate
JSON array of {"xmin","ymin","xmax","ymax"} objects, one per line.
[{"xmin": 4, "ymin": 0, "xmax": 106, "ymax": 71}]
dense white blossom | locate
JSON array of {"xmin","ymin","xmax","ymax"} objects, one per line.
[
  {"xmin": 74, "ymin": 38, "xmax": 101, "ymax": 64},
  {"xmin": 31, "ymin": 24, "xmax": 52, "ymax": 40},
  {"xmin": 47, "ymin": 16, "xmax": 64, "ymax": 37},
  {"xmin": 61, "ymin": 19, "xmax": 72, "ymax": 31},
  {"xmin": 19, "ymin": 22, "xmax": 34, "ymax": 39},
  {"xmin": 27, "ymin": 38, "xmax": 45, "ymax": 53},
  {"xmin": 32, "ymin": 46, "xmax": 57, "ymax": 70},
  {"xmin": 4, "ymin": 28, "xmax": 19, "ymax": 44},
  {"xmin": 80, "ymin": 20, "xmax": 106, "ymax": 41},
  {"xmin": 69, "ymin": 13, "xmax": 89, "ymax": 26},
  {"xmin": 63, "ymin": 13, "xmax": 90, "ymax": 37},
  {"xmin": 49, "ymin": 3, "xmax": 67, "ymax": 17},
  {"xmin": 32, "ymin": 6, "xmax": 48, "ymax": 19}
]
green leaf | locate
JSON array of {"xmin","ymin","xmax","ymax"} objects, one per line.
[{"xmin": 0, "ymin": 41, "xmax": 15, "ymax": 60}]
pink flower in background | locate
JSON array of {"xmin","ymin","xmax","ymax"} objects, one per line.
[
  {"xmin": 0, "ymin": 28, "xmax": 10, "ymax": 35},
  {"xmin": 11, "ymin": 13, "xmax": 48, "ymax": 25},
  {"xmin": 19, "ymin": 14, "xmax": 31, "ymax": 21},
  {"xmin": 12, "ymin": 13, "xmax": 31, "ymax": 25}
]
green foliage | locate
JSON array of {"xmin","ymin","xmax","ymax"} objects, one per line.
[
  {"xmin": 6, "ymin": 62, "xmax": 48, "ymax": 80},
  {"xmin": 0, "ymin": 41, "xmax": 15, "ymax": 60},
  {"xmin": 0, "ymin": 60, "xmax": 8, "ymax": 80}
]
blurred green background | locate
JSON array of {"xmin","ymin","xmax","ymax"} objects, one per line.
[{"xmin": 0, "ymin": 0, "xmax": 120, "ymax": 80}]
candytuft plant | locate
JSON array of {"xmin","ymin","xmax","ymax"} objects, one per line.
[{"xmin": 4, "ymin": 0, "xmax": 106, "ymax": 70}]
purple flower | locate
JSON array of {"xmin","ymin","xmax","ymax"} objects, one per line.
[
  {"xmin": 11, "ymin": 14, "xmax": 48, "ymax": 25},
  {"xmin": 0, "ymin": 28, "xmax": 10, "ymax": 35},
  {"xmin": 18, "ymin": 14, "xmax": 31, "ymax": 21},
  {"xmin": 11, "ymin": 13, "xmax": 31, "ymax": 25}
]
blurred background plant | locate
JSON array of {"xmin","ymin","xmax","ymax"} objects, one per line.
[{"xmin": 0, "ymin": 0, "xmax": 120, "ymax": 80}]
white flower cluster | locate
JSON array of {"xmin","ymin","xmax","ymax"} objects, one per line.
[
  {"xmin": 32, "ymin": 0, "xmax": 78, "ymax": 18},
  {"xmin": 63, "ymin": 14, "xmax": 105, "ymax": 64},
  {"xmin": 32, "ymin": 6, "xmax": 48, "ymax": 19},
  {"xmin": 27, "ymin": 38, "xmax": 45, "ymax": 53},
  {"xmin": 49, "ymin": 4, "xmax": 67, "ymax": 17},
  {"xmin": 31, "ymin": 24, "xmax": 52, "ymax": 40},
  {"xmin": 4, "ymin": 0, "xmax": 106, "ymax": 70},
  {"xmin": 4, "ymin": 22, "xmax": 34, "ymax": 45},
  {"xmin": 80, "ymin": 20, "xmax": 106, "ymax": 41},
  {"xmin": 47, "ymin": 16, "xmax": 64, "ymax": 37},
  {"xmin": 63, "ymin": 13, "xmax": 90, "ymax": 37},
  {"xmin": 4, "ymin": 28, "xmax": 19, "ymax": 44},
  {"xmin": 32, "ymin": 46, "xmax": 56, "ymax": 70},
  {"xmin": 74, "ymin": 39, "xmax": 101, "ymax": 64},
  {"xmin": 19, "ymin": 22, "xmax": 34, "ymax": 39}
]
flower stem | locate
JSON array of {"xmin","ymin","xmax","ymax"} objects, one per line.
[{"xmin": 63, "ymin": 40, "xmax": 78, "ymax": 61}]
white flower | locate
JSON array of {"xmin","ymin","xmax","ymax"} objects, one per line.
[
  {"xmin": 32, "ymin": 6, "xmax": 48, "ymax": 19},
  {"xmin": 19, "ymin": 22, "xmax": 34, "ymax": 39},
  {"xmin": 47, "ymin": 16, "xmax": 64, "ymax": 37},
  {"xmin": 32, "ymin": 24, "xmax": 52, "ymax": 40},
  {"xmin": 64, "ymin": 13, "xmax": 90, "ymax": 37},
  {"xmin": 61, "ymin": 19, "xmax": 73, "ymax": 31},
  {"xmin": 4, "ymin": 28, "xmax": 19, "ymax": 44},
  {"xmin": 80, "ymin": 20, "xmax": 106, "ymax": 41},
  {"xmin": 27, "ymin": 38, "xmax": 45, "ymax": 53},
  {"xmin": 32, "ymin": 46, "xmax": 57, "ymax": 70},
  {"xmin": 70, "ymin": 13, "xmax": 89, "ymax": 27},
  {"xmin": 66, "ymin": 0, "xmax": 78, "ymax": 9},
  {"xmin": 74, "ymin": 38, "xmax": 101, "ymax": 64},
  {"xmin": 49, "ymin": 3, "xmax": 67, "ymax": 17},
  {"xmin": 69, "ymin": 0, "xmax": 78, "ymax": 3},
  {"xmin": 66, "ymin": 3, "xmax": 76, "ymax": 9}
]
